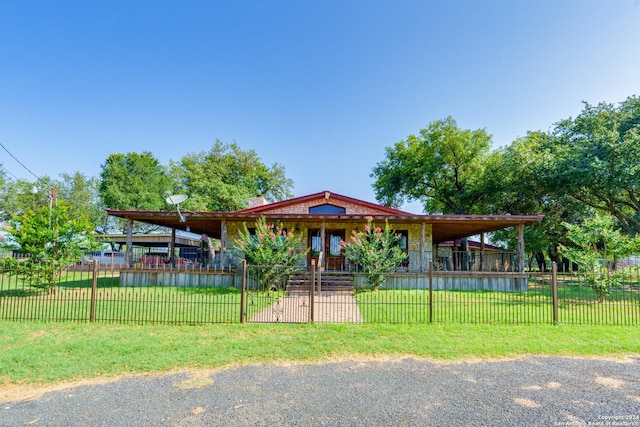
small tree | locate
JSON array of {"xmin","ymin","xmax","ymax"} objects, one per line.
[
  {"xmin": 3, "ymin": 201, "xmax": 96, "ymax": 293},
  {"xmin": 559, "ymin": 213, "xmax": 640, "ymax": 302},
  {"xmin": 340, "ymin": 217, "xmax": 407, "ymax": 291},
  {"xmin": 234, "ymin": 216, "xmax": 307, "ymax": 290}
]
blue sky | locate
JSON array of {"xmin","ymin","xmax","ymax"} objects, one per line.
[{"xmin": 1, "ymin": 0, "xmax": 639, "ymax": 213}]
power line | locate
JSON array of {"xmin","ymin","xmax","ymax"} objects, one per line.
[
  {"xmin": 0, "ymin": 141, "xmax": 41, "ymax": 180},
  {"xmin": 0, "ymin": 163, "xmax": 18, "ymax": 181}
]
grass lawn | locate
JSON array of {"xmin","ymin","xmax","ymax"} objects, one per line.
[
  {"xmin": 2, "ymin": 277, "xmax": 639, "ymax": 325},
  {"xmin": 1, "ymin": 271, "xmax": 639, "ymax": 388},
  {"xmin": 356, "ymin": 286, "xmax": 639, "ymax": 325},
  {"xmin": 0, "ymin": 286, "xmax": 287, "ymax": 324},
  {"xmin": 0, "ymin": 321, "xmax": 638, "ymax": 387}
]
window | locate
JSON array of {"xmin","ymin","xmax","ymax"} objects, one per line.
[
  {"xmin": 248, "ymin": 226, "xmax": 287, "ymax": 242},
  {"xmin": 329, "ymin": 234, "xmax": 342, "ymax": 256},
  {"xmin": 397, "ymin": 230, "xmax": 408, "ymax": 252},
  {"xmin": 309, "ymin": 204, "xmax": 346, "ymax": 214},
  {"xmin": 311, "ymin": 235, "xmax": 322, "ymax": 255},
  {"xmin": 397, "ymin": 230, "xmax": 409, "ymax": 268}
]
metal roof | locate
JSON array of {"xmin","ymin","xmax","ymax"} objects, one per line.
[{"xmin": 97, "ymin": 233, "xmax": 202, "ymax": 248}]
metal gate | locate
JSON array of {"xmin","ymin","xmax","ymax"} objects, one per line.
[{"xmin": 241, "ymin": 262, "xmax": 316, "ymax": 323}]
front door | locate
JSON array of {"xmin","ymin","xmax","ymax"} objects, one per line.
[{"xmin": 308, "ymin": 229, "xmax": 345, "ymax": 271}]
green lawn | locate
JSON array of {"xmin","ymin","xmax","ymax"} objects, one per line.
[
  {"xmin": 356, "ymin": 284, "xmax": 640, "ymax": 325},
  {"xmin": 0, "ymin": 321, "xmax": 638, "ymax": 386},
  {"xmin": 0, "ymin": 285, "xmax": 287, "ymax": 324},
  {"xmin": 2, "ymin": 273, "xmax": 639, "ymax": 325},
  {"xmin": 2, "ymin": 269, "xmax": 638, "ymax": 389}
]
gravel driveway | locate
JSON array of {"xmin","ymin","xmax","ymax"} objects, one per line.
[{"xmin": 2, "ymin": 356, "xmax": 639, "ymax": 426}]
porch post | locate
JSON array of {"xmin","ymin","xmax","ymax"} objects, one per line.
[
  {"xmin": 453, "ymin": 240, "xmax": 458, "ymax": 271},
  {"xmin": 320, "ymin": 221, "xmax": 326, "ymax": 269},
  {"xmin": 126, "ymin": 218, "xmax": 134, "ymax": 268},
  {"xmin": 420, "ymin": 222, "xmax": 426, "ymax": 273},
  {"xmin": 480, "ymin": 233, "xmax": 485, "ymax": 272},
  {"xmin": 517, "ymin": 223, "xmax": 525, "ymax": 272},
  {"xmin": 169, "ymin": 227, "xmax": 176, "ymax": 266},
  {"xmin": 220, "ymin": 220, "xmax": 227, "ymax": 270}
]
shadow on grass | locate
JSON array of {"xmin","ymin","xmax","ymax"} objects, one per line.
[
  {"xmin": 56, "ymin": 277, "xmax": 122, "ymax": 289},
  {"xmin": 0, "ymin": 288, "xmax": 41, "ymax": 297},
  {"xmin": 176, "ymin": 286, "xmax": 241, "ymax": 295}
]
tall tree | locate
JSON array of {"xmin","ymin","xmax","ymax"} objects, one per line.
[
  {"xmin": 57, "ymin": 172, "xmax": 106, "ymax": 233},
  {"xmin": 99, "ymin": 152, "xmax": 171, "ymax": 211},
  {"xmin": 550, "ymin": 96, "xmax": 640, "ymax": 235},
  {"xmin": 0, "ymin": 172, "xmax": 108, "ymax": 235},
  {"xmin": 170, "ymin": 140, "xmax": 294, "ymax": 212},
  {"xmin": 3, "ymin": 200, "xmax": 97, "ymax": 293},
  {"xmin": 99, "ymin": 152, "xmax": 171, "ymax": 234},
  {"xmin": 0, "ymin": 165, "xmax": 10, "ymax": 219},
  {"xmin": 372, "ymin": 116, "xmax": 493, "ymax": 214},
  {"xmin": 559, "ymin": 212, "xmax": 640, "ymax": 302},
  {"xmin": 0, "ymin": 176, "xmax": 57, "ymax": 222},
  {"xmin": 484, "ymin": 131, "xmax": 590, "ymax": 268}
]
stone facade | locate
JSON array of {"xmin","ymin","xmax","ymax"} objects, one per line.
[
  {"xmin": 225, "ymin": 219, "xmax": 433, "ymax": 272},
  {"xmin": 216, "ymin": 192, "xmax": 435, "ymax": 272}
]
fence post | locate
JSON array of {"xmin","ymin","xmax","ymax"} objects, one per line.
[
  {"xmin": 310, "ymin": 259, "xmax": 316, "ymax": 323},
  {"xmin": 240, "ymin": 259, "xmax": 247, "ymax": 324},
  {"xmin": 317, "ymin": 251, "xmax": 323, "ymax": 293},
  {"xmin": 552, "ymin": 261, "xmax": 558, "ymax": 325},
  {"xmin": 429, "ymin": 260, "xmax": 433, "ymax": 323},
  {"xmin": 90, "ymin": 260, "xmax": 99, "ymax": 322}
]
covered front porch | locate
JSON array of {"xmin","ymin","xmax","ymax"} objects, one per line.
[
  {"xmin": 107, "ymin": 190, "xmax": 542, "ymax": 296},
  {"xmin": 107, "ymin": 210, "xmax": 541, "ymax": 274}
]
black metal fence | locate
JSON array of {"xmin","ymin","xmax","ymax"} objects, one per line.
[{"xmin": 0, "ymin": 258, "xmax": 638, "ymax": 325}]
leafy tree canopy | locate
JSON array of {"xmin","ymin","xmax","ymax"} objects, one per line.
[
  {"xmin": 170, "ymin": 140, "xmax": 294, "ymax": 212},
  {"xmin": 99, "ymin": 152, "xmax": 171, "ymax": 211},
  {"xmin": 485, "ymin": 131, "xmax": 591, "ymax": 267},
  {"xmin": 372, "ymin": 116, "xmax": 492, "ymax": 214},
  {"xmin": 3, "ymin": 200, "xmax": 97, "ymax": 292},
  {"xmin": 549, "ymin": 96, "xmax": 640, "ymax": 235},
  {"xmin": 0, "ymin": 171, "xmax": 105, "ymax": 235},
  {"xmin": 57, "ymin": 172, "xmax": 106, "ymax": 233},
  {"xmin": 559, "ymin": 212, "xmax": 640, "ymax": 302}
]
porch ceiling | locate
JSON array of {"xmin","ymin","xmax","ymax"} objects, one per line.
[{"xmin": 106, "ymin": 210, "xmax": 543, "ymax": 245}]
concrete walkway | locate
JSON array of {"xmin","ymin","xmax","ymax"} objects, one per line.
[{"xmin": 250, "ymin": 291, "xmax": 363, "ymax": 323}]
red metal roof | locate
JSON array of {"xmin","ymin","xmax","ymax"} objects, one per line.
[{"xmin": 234, "ymin": 190, "xmax": 413, "ymax": 216}]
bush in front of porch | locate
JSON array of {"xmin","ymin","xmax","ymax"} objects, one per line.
[
  {"xmin": 234, "ymin": 216, "xmax": 308, "ymax": 290},
  {"xmin": 340, "ymin": 217, "xmax": 407, "ymax": 290}
]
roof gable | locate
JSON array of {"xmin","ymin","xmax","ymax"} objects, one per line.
[{"xmin": 235, "ymin": 190, "xmax": 413, "ymax": 216}]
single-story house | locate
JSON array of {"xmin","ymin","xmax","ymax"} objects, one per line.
[{"xmin": 107, "ymin": 190, "xmax": 543, "ymax": 273}]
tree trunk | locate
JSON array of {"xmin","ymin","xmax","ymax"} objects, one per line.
[{"xmin": 535, "ymin": 251, "xmax": 547, "ymax": 272}]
